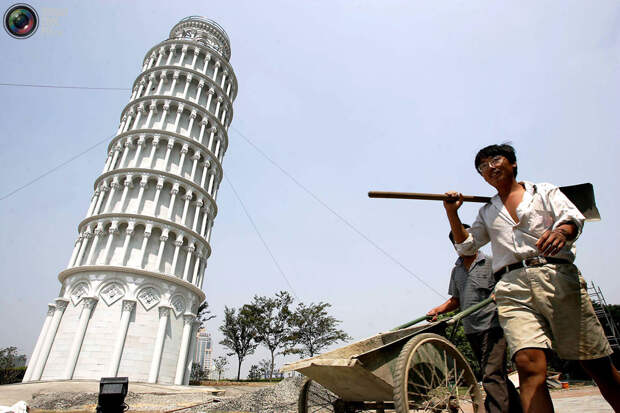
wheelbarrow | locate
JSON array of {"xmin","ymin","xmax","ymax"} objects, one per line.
[{"xmin": 282, "ymin": 298, "xmax": 493, "ymax": 412}]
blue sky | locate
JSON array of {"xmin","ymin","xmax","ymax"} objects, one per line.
[{"xmin": 1, "ymin": 0, "xmax": 619, "ymax": 377}]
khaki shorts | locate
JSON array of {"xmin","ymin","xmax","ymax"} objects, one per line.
[{"xmin": 494, "ymin": 263, "xmax": 612, "ymax": 360}]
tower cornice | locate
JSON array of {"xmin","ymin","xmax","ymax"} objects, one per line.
[
  {"xmin": 132, "ymin": 65, "xmax": 234, "ymax": 107},
  {"xmin": 119, "ymin": 95, "xmax": 233, "ymax": 136},
  {"xmin": 94, "ymin": 167, "xmax": 220, "ymax": 214},
  {"xmin": 107, "ymin": 129, "xmax": 225, "ymax": 172},
  {"xmin": 58, "ymin": 266, "xmax": 206, "ymax": 302},
  {"xmin": 141, "ymin": 38, "xmax": 238, "ymax": 99},
  {"xmin": 77, "ymin": 213, "xmax": 212, "ymax": 258}
]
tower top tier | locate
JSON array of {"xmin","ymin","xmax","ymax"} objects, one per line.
[{"xmin": 169, "ymin": 16, "xmax": 231, "ymax": 61}]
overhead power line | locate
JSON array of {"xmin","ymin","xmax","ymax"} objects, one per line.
[
  {"xmin": 0, "ymin": 134, "xmax": 113, "ymax": 201},
  {"xmin": 224, "ymin": 174, "xmax": 299, "ymax": 300},
  {"xmin": 0, "ymin": 82, "xmax": 129, "ymax": 91},
  {"xmin": 229, "ymin": 126, "xmax": 446, "ymax": 299}
]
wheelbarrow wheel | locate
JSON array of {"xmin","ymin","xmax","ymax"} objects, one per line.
[
  {"xmin": 298, "ymin": 378, "xmax": 348, "ymax": 413},
  {"xmin": 393, "ymin": 333, "xmax": 483, "ymax": 412}
]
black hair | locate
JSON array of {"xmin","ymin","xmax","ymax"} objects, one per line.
[
  {"xmin": 475, "ymin": 144, "xmax": 518, "ymax": 177},
  {"xmin": 449, "ymin": 223, "xmax": 471, "ymax": 244}
]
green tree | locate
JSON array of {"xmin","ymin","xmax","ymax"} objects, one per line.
[
  {"xmin": 213, "ymin": 356, "xmax": 229, "ymax": 380},
  {"xmin": 196, "ymin": 300, "xmax": 216, "ymax": 328},
  {"xmin": 219, "ymin": 306, "xmax": 258, "ymax": 380},
  {"xmin": 248, "ymin": 364, "xmax": 261, "ymax": 380},
  {"xmin": 0, "ymin": 347, "xmax": 18, "ymax": 371},
  {"xmin": 247, "ymin": 291, "xmax": 293, "ymax": 379},
  {"xmin": 190, "ymin": 362, "xmax": 208, "ymax": 384},
  {"xmin": 0, "ymin": 347, "xmax": 26, "ymax": 385},
  {"xmin": 285, "ymin": 302, "xmax": 352, "ymax": 358},
  {"xmin": 258, "ymin": 358, "xmax": 273, "ymax": 379}
]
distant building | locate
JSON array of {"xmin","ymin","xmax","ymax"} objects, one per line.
[
  {"xmin": 194, "ymin": 328, "xmax": 213, "ymax": 374},
  {"xmin": 14, "ymin": 355, "xmax": 26, "ymax": 368}
]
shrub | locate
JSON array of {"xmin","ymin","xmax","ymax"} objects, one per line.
[{"xmin": 0, "ymin": 367, "xmax": 26, "ymax": 384}]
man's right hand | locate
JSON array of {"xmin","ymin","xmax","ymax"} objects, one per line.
[{"xmin": 443, "ymin": 191, "xmax": 464, "ymax": 214}]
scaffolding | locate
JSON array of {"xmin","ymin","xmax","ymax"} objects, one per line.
[{"xmin": 588, "ymin": 282, "xmax": 620, "ymax": 350}]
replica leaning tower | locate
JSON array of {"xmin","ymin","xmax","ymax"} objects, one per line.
[{"xmin": 23, "ymin": 16, "xmax": 237, "ymax": 385}]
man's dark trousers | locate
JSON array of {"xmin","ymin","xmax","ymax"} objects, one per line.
[{"xmin": 467, "ymin": 327, "xmax": 522, "ymax": 413}]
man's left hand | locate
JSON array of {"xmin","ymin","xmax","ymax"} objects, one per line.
[
  {"xmin": 536, "ymin": 229, "xmax": 567, "ymax": 256},
  {"xmin": 426, "ymin": 308, "xmax": 440, "ymax": 322}
]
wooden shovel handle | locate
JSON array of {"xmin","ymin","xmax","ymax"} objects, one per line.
[{"xmin": 368, "ymin": 191, "xmax": 491, "ymax": 203}]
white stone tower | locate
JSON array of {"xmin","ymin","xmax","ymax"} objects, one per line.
[{"xmin": 23, "ymin": 16, "xmax": 237, "ymax": 385}]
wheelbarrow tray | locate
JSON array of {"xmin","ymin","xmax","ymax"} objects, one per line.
[{"xmin": 281, "ymin": 321, "xmax": 446, "ymax": 401}]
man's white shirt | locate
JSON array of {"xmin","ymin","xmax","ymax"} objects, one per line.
[{"xmin": 455, "ymin": 181, "xmax": 585, "ymax": 272}]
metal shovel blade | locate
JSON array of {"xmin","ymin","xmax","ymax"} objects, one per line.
[{"xmin": 559, "ymin": 183, "xmax": 601, "ymax": 222}]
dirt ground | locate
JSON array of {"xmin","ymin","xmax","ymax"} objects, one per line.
[
  {"xmin": 0, "ymin": 380, "xmax": 263, "ymax": 412},
  {"xmin": 0, "ymin": 380, "xmax": 613, "ymax": 412}
]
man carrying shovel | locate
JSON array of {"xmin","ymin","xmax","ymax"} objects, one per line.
[{"xmin": 443, "ymin": 143, "xmax": 620, "ymax": 412}]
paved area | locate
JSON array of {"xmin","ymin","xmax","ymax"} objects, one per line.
[{"xmin": 550, "ymin": 387, "xmax": 613, "ymax": 412}]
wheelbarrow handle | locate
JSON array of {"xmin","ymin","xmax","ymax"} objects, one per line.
[
  {"xmin": 390, "ymin": 296, "xmax": 495, "ymax": 331},
  {"xmin": 446, "ymin": 296, "xmax": 494, "ymax": 325},
  {"xmin": 390, "ymin": 315, "xmax": 430, "ymax": 331}
]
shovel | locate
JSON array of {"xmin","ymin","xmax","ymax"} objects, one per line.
[{"xmin": 368, "ymin": 183, "xmax": 601, "ymax": 221}]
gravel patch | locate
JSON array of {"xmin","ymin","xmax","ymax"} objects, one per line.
[
  {"xmin": 30, "ymin": 391, "xmax": 98, "ymax": 410},
  {"xmin": 29, "ymin": 391, "xmax": 145, "ymax": 410},
  {"xmin": 198, "ymin": 377, "xmax": 305, "ymax": 413}
]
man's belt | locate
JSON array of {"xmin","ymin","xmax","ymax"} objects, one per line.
[{"xmin": 493, "ymin": 257, "xmax": 571, "ymax": 281}]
